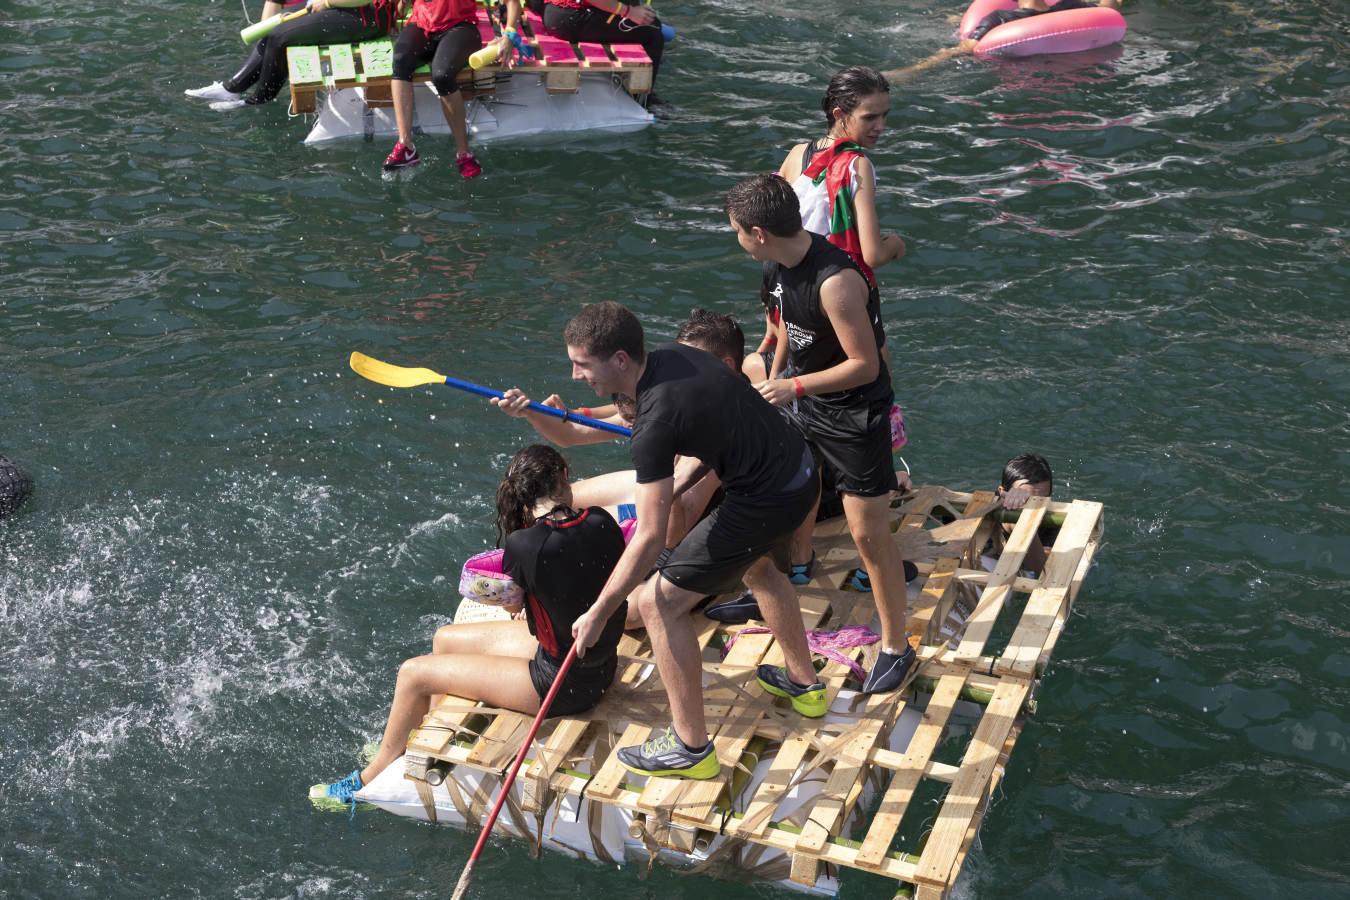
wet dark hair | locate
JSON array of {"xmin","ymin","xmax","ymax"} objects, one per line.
[
  {"xmin": 1001, "ymin": 454, "xmax": 1053, "ymax": 492},
  {"xmin": 821, "ymin": 65, "xmax": 890, "ymax": 129},
  {"xmin": 495, "ymin": 444, "xmax": 570, "ymax": 545},
  {"xmin": 726, "ymin": 174, "xmax": 802, "ymax": 239},
  {"xmin": 563, "ymin": 301, "xmax": 645, "ymax": 364},
  {"xmin": 677, "ymin": 307, "xmax": 745, "ymax": 364}
]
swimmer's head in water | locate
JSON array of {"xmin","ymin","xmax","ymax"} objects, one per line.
[
  {"xmin": 1000, "ymin": 453, "xmax": 1053, "ymax": 495},
  {"xmin": 822, "ymin": 65, "xmax": 891, "ymax": 131}
]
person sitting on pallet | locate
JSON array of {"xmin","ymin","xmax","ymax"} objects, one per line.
[
  {"xmin": 382, "ymin": 0, "xmax": 523, "ymax": 174},
  {"xmin": 499, "ymin": 301, "xmax": 825, "ymax": 780},
  {"xmin": 728, "ymin": 173, "xmax": 917, "ymax": 695},
  {"xmin": 185, "ymin": 0, "xmax": 398, "ymax": 110},
  {"xmin": 540, "ymin": 0, "xmax": 667, "ymax": 98},
  {"xmin": 311, "ymin": 443, "xmax": 627, "ymax": 810},
  {"xmin": 992, "ymin": 452, "xmax": 1055, "ymax": 576}
]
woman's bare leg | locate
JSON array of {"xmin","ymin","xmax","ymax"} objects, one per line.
[{"xmin": 359, "ymin": 651, "xmax": 539, "ymax": 785}]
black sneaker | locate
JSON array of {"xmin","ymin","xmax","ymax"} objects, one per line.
[
  {"xmin": 703, "ymin": 591, "xmax": 761, "ymax": 623},
  {"xmin": 617, "ymin": 725, "xmax": 720, "ymax": 779},
  {"xmin": 861, "ymin": 645, "xmax": 916, "ymax": 694},
  {"xmin": 756, "ymin": 664, "xmax": 827, "ymax": 717}
]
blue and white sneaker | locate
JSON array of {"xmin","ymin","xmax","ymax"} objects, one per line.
[
  {"xmin": 309, "ymin": 769, "xmax": 369, "ymax": 815},
  {"xmin": 617, "ymin": 726, "xmax": 720, "ymax": 779}
]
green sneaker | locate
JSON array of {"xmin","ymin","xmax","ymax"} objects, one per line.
[
  {"xmin": 309, "ymin": 769, "xmax": 372, "ymax": 816},
  {"xmin": 756, "ymin": 665, "xmax": 827, "ymax": 718},
  {"xmin": 617, "ymin": 726, "xmax": 721, "ymax": 780}
]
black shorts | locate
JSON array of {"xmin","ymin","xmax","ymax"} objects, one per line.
[
  {"xmin": 529, "ymin": 647, "xmax": 615, "ymax": 717},
  {"xmin": 780, "ymin": 397, "xmax": 898, "ymax": 498},
  {"xmin": 657, "ymin": 447, "xmax": 819, "ymax": 596}
]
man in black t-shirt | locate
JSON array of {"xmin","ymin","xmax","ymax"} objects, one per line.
[
  {"xmin": 728, "ymin": 174, "xmax": 916, "ymax": 695},
  {"xmin": 495, "ymin": 301, "xmax": 825, "ymax": 779}
]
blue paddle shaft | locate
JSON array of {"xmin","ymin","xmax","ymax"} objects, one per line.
[{"xmin": 441, "ymin": 376, "xmax": 633, "ymax": 437}]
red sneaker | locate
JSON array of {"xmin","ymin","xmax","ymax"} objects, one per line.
[
  {"xmin": 456, "ymin": 151, "xmax": 482, "ymax": 178},
  {"xmin": 382, "ymin": 141, "xmax": 419, "ymax": 171}
]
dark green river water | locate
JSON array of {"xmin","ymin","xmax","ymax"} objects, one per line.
[{"xmin": 2, "ymin": 0, "xmax": 1347, "ymax": 896}]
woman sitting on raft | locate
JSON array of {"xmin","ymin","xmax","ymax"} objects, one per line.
[
  {"xmin": 883, "ymin": 0, "xmax": 1123, "ymax": 79},
  {"xmin": 185, "ymin": 0, "xmax": 397, "ymax": 109},
  {"xmin": 541, "ymin": 0, "xmax": 667, "ymax": 95},
  {"xmin": 311, "ymin": 443, "xmax": 627, "ymax": 809}
]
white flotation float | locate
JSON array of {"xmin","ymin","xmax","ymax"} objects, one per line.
[
  {"xmin": 302, "ymin": 73, "xmax": 654, "ymax": 145},
  {"xmin": 960, "ymin": 0, "xmax": 1126, "ymax": 58}
]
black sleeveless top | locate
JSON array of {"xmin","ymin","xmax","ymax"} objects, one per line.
[{"xmin": 762, "ymin": 233, "xmax": 890, "ymax": 408}]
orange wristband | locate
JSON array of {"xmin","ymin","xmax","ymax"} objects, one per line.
[
  {"xmin": 578, "ymin": 407, "xmax": 592, "ymax": 418},
  {"xmin": 792, "ymin": 377, "xmax": 805, "ymax": 398}
]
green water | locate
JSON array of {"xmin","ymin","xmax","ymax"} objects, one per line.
[{"xmin": 2, "ymin": 0, "xmax": 1347, "ymax": 896}]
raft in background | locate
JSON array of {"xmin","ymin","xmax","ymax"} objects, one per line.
[
  {"xmin": 960, "ymin": 0, "xmax": 1126, "ymax": 58},
  {"xmin": 357, "ymin": 485, "xmax": 1104, "ymax": 899},
  {"xmin": 289, "ymin": 8, "xmax": 653, "ymax": 145}
]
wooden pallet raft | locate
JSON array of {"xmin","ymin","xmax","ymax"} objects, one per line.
[
  {"xmin": 286, "ymin": 10, "xmax": 652, "ymax": 114},
  {"xmin": 398, "ymin": 484, "xmax": 1102, "ymax": 899}
]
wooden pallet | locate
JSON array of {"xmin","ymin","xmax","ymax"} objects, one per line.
[
  {"xmin": 403, "ymin": 485, "xmax": 1103, "ymax": 898},
  {"xmin": 286, "ymin": 10, "xmax": 652, "ymax": 114}
]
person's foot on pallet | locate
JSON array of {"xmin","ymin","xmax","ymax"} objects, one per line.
[
  {"xmin": 617, "ymin": 725, "xmax": 720, "ymax": 779},
  {"xmin": 861, "ymin": 644, "xmax": 916, "ymax": 694},
  {"xmin": 756, "ymin": 664, "xmax": 827, "ymax": 717}
]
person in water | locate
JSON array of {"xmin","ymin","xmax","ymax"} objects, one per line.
[
  {"xmin": 381, "ymin": 0, "xmax": 523, "ymax": 175},
  {"xmin": 185, "ymin": 0, "xmax": 397, "ymax": 109},
  {"xmin": 499, "ymin": 302, "xmax": 822, "ymax": 780},
  {"xmin": 728, "ymin": 173, "xmax": 916, "ymax": 695},
  {"xmin": 883, "ymin": 0, "xmax": 1123, "ymax": 79},
  {"xmin": 994, "ymin": 452, "xmax": 1055, "ymax": 575},
  {"xmin": 310, "ymin": 443, "xmax": 626, "ymax": 810}
]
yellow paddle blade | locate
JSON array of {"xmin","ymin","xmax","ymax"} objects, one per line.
[{"xmin": 349, "ymin": 352, "xmax": 447, "ymax": 389}]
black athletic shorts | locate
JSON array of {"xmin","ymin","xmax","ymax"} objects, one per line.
[
  {"xmin": 657, "ymin": 447, "xmax": 818, "ymax": 596},
  {"xmin": 529, "ymin": 647, "xmax": 615, "ymax": 717},
  {"xmin": 781, "ymin": 397, "xmax": 899, "ymax": 498}
]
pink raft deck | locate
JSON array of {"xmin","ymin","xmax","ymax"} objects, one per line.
[{"xmin": 359, "ymin": 485, "xmax": 1105, "ymax": 899}]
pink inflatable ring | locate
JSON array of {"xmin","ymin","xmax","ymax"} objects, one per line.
[{"xmin": 959, "ymin": 0, "xmax": 1125, "ymax": 58}]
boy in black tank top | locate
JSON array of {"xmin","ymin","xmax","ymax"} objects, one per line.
[{"xmin": 727, "ymin": 174, "xmax": 916, "ymax": 695}]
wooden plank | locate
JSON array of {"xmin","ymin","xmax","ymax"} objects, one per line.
[
  {"xmin": 790, "ymin": 692, "xmax": 899, "ymax": 885},
  {"xmin": 667, "ymin": 630, "xmax": 775, "ymax": 826},
  {"xmin": 913, "ymin": 677, "xmax": 1029, "ymax": 891},
  {"xmin": 908, "ymin": 557, "xmax": 958, "ymax": 648},
  {"xmin": 952, "ymin": 496, "xmax": 1047, "ymax": 664},
  {"xmin": 358, "ymin": 39, "xmax": 394, "ymax": 78},
  {"xmin": 996, "ymin": 500, "xmax": 1101, "ymax": 676},
  {"xmin": 586, "ymin": 721, "xmax": 651, "ymax": 802},
  {"xmin": 854, "ymin": 670, "xmax": 967, "ymax": 869},
  {"xmin": 576, "ymin": 41, "xmax": 613, "ymax": 66},
  {"xmin": 521, "ymin": 716, "xmax": 589, "ymax": 813},
  {"xmin": 287, "ymin": 45, "xmax": 324, "ymax": 85},
  {"xmin": 467, "ymin": 711, "xmax": 530, "ymax": 771},
  {"xmin": 326, "ymin": 44, "xmax": 356, "ymax": 82},
  {"xmin": 733, "ymin": 733, "xmax": 813, "ymax": 839}
]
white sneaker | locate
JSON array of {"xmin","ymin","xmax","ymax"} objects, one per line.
[
  {"xmin": 185, "ymin": 81, "xmax": 238, "ymax": 101},
  {"xmin": 209, "ymin": 99, "xmax": 248, "ymax": 111}
]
